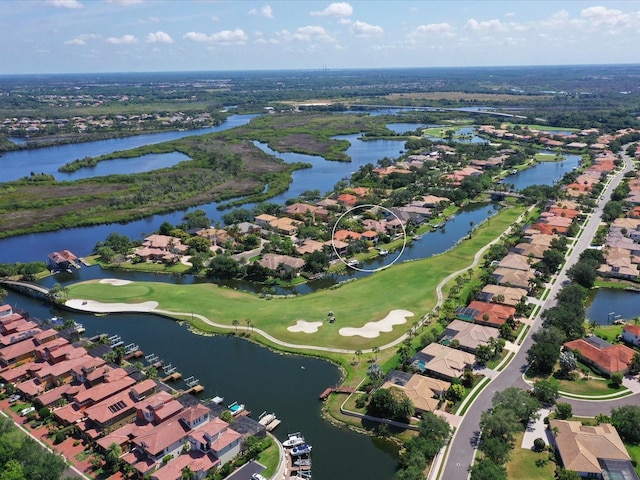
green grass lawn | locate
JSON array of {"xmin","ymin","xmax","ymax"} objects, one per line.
[
  {"xmin": 506, "ymin": 433, "xmax": 555, "ymax": 480},
  {"xmin": 550, "ymin": 376, "xmax": 627, "ymax": 396},
  {"xmin": 626, "ymin": 443, "xmax": 640, "ymax": 477},
  {"xmin": 592, "ymin": 324, "xmax": 624, "ymax": 342},
  {"xmin": 67, "ymin": 206, "xmax": 524, "ymax": 353},
  {"xmin": 256, "ymin": 441, "xmax": 280, "ymax": 479}
]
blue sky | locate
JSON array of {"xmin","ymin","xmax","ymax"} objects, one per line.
[{"xmin": 2, "ymin": 0, "xmax": 640, "ymax": 74}]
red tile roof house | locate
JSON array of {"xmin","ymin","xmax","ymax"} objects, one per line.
[
  {"xmin": 76, "ymin": 379, "xmax": 158, "ymax": 434},
  {"xmin": 126, "ymin": 405, "xmax": 242, "ymax": 478},
  {"xmin": 134, "ymin": 234, "xmax": 188, "ymax": 263},
  {"xmin": 622, "ymin": 324, "xmax": 640, "ymax": 347},
  {"xmin": 334, "ymin": 230, "xmax": 363, "ymax": 243},
  {"xmin": 457, "ymin": 301, "xmax": 517, "ymax": 328},
  {"xmin": 282, "ymin": 202, "xmax": 319, "ymax": 219},
  {"xmin": 336, "ymin": 193, "xmax": 357, "ymax": 206},
  {"xmin": 564, "ymin": 338, "xmax": 636, "ymax": 376}
]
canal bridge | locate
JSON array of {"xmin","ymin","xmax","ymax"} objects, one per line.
[
  {"xmin": 485, "ymin": 189, "xmax": 525, "ymax": 200},
  {"xmin": 0, "ymin": 279, "xmax": 50, "ymax": 300}
]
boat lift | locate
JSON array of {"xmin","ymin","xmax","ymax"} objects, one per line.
[
  {"xmin": 109, "ymin": 334, "xmax": 123, "ymax": 348},
  {"xmin": 145, "ymin": 353, "xmax": 159, "ymax": 364},
  {"xmin": 163, "ymin": 363, "xmax": 177, "ymax": 375},
  {"xmin": 184, "ymin": 376, "xmax": 200, "ymax": 387},
  {"xmin": 124, "ymin": 343, "xmax": 139, "ymax": 355}
]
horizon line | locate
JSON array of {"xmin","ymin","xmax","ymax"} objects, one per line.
[{"xmin": 2, "ymin": 62, "xmax": 640, "ymax": 78}]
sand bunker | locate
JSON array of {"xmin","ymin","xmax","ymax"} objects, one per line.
[
  {"xmin": 99, "ymin": 278, "xmax": 132, "ymax": 286},
  {"xmin": 339, "ymin": 309, "xmax": 414, "ymax": 338},
  {"xmin": 66, "ymin": 299, "xmax": 158, "ymax": 313},
  {"xmin": 287, "ymin": 320, "xmax": 323, "ymax": 334}
]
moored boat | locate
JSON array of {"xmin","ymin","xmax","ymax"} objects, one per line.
[
  {"xmin": 283, "ymin": 432, "xmax": 305, "ymax": 448},
  {"xmin": 291, "ymin": 444, "xmax": 312, "ymax": 456}
]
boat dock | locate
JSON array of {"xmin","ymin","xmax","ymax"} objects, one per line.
[
  {"xmin": 258, "ymin": 411, "xmax": 281, "ymax": 431},
  {"xmin": 319, "ymin": 386, "xmax": 355, "ymax": 400}
]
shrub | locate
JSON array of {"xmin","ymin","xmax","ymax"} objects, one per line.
[{"xmin": 533, "ymin": 438, "xmax": 546, "ymax": 452}]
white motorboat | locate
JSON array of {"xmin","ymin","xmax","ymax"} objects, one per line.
[
  {"xmin": 291, "ymin": 444, "xmax": 312, "ymax": 456},
  {"xmin": 283, "ymin": 433, "xmax": 305, "ymax": 448}
]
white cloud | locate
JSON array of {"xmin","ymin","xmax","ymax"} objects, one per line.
[
  {"xmin": 64, "ymin": 33, "xmax": 101, "ymax": 45},
  {"xmin": 275, "ymin": 25, "xmax": 335, "ymax": 43},
  {"xmin": 145, "ymin": 31, "xmax": 173, "ymax": 44},
  {"xmin": 311, "ymin": 2, "xmax": 353, "ymax": 18},
  {"xmin": 465, "ymin": 18, "xmax": 525, "ymax": 33},
  {"xmin": 413, "ymin": 23, "xmax": 455, "ymax": 37},
  {"xmin": 106, "ymin": 34, "xmax": 139, "ymax": 44},
  {"xmin": 540, "ymin": 10, "xmax": 571, "ymax": 29},
  {"xmin": 249, "ymin": 5, "xmax": 273, "ymax": 19},
  {"xmin": 351, "ymin": 21, "xmax": 383, "ymax": 37},
  {"xmin": 46, "ymin": 0, "xmax": 83, "ymax": 8},
  {"xmin": 580, "ymin": 6, "xmax": 631, "ymax": 28},
  {"xmin": 183, "ymin": 28, "xmax": 248, "ymax": 45}
]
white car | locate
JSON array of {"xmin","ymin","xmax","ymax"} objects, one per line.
[
  {"xmin": 20, "ymin": 407, "xmax": 35, "ymax": 417},
  {"xmin": 8, "ymin": 394, "xmax": 20, "ymax": 403},
  {"xmin": 251, "ymin": 474, "xmax": 267, "ymax": 480}
]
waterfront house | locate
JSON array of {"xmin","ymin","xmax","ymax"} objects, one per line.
[
  {"xmin": 282, "ymin": 202, "xmax": 319, "ymax": 219},
  {"xmin": 296, "ymin": 239, "xmax": 326, "ymax": 256},
  {"xmin": 83, "ymin": 379, "xmax": 158, "ymax": 433},
  {"xmin": 549, "ymin": 419, "xmax": 638, "ymax": 480},
  {"xmin": 622, "ymin": 324, "xmax": 640, "ymax": 347},
  {"xmin": 381, "ymin": 370, "xmax": 450, "ymax": 414},
  {"xmin": 258, "ymin": 254, "xmax": 305, "ymax": 273},
  {"xmin": 563, "ymin": 337, "xmax": 635, "ymax": 376},
  {"xmin": 254, "ymin": 214, "xmax": 277, "ymax": 227},
  {"xmin": 268, "ymin": 217, "xmax": 302, "ymax": 236}
]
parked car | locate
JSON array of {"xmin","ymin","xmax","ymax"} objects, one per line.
[
  {"xmin": 8, "ymin": 394, "xmax": 20, "ymax": 403},
  {"xmin": 251, "ymin": 474, "xmax": 267, "ymax": 480},
  {"xmin": 20, "ymin": 407, "xmax": 35, "ymax": 417}
]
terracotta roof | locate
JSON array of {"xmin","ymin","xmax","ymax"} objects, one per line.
[
  {"xmin": 564, "ymin": 339, "xmax": 635, "ymax": 374},
  {"xmin": 466, "ymin": 301, "xmax": 516, "ymax": 327},
  {"xmin": 150, "ymin": 451, "xmax": 219, "ymax": 480},
  {"xmin": 74, "ymin": 375, "xmax": 137, "ymax": 405}
]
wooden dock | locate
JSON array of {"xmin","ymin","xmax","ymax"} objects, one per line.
[
  {"xmin": 319, "ymin": 386, "xmax": 355, "ymax": 400},
  {"xmin": 161, "ymin": 372, "xmax": 182, "ymax": 382},
  {"xmin": 186, "ymin": 385, "xmax": 204, "ymax": 395},
  {"xmin": 258, "ymin": 412, "xmax": 281, "ymax": 431}
]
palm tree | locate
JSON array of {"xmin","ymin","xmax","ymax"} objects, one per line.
[
  {"xmin": 397, "ymin": 394, "xmax": 414, "ymax": 420},
  {"xmin": 354, "ymin": 349, "xmax": 362, "ymax": 364},
  {"xmin": 245, "ymin": 319, "xmax": 251, "ymax": 334},
  {"xmin": 105, "ymin": 442, "xmax": 122, "ymax": 473},
  {"xmin": 232, "ymin": 319, "xmax": 239, "ymax": 334},
  {"xmin": 180, "ymin": 466, "xmax": 194, "ymax": 480},
  {"xmin": 372, "ymin": 346, "xmax": 380, "ymax": 361}
]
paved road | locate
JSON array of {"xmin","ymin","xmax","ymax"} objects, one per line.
[{"xmin": 439, "ymin": 151, "xmax": 637, "ymax": 480}]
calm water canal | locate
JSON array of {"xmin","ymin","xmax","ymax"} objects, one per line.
[
  {"xmin": 586, "ymin": 288, "xmax": 640, "ymax": 325},
  {"xmin": 2, "ymin": 289, "xmax": 399, "ymax": 480},
  {"xmin": 0, "ymin": 116, "xmax": 582, "ymax": 479}
]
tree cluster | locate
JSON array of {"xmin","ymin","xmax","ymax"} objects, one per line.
[
  {"xmin": 0, "ymin": 416, "xmax": 69, "ymax": 480},
  {"xmin": 396, "ymin": 413, "xmax": 451, "ymax": 480},
  {"xmin": 471, "ymin": 388, "xmax": 540, "ymax": 480}
]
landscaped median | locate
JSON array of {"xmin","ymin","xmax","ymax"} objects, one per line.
[{"xmin": 65, "ymin": 206, "xmax": 525, "ymax": 358}]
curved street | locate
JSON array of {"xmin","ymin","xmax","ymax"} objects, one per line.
[{"xmin": 439, "ymin": 151, "xmax": 638, "ymax": 480}]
